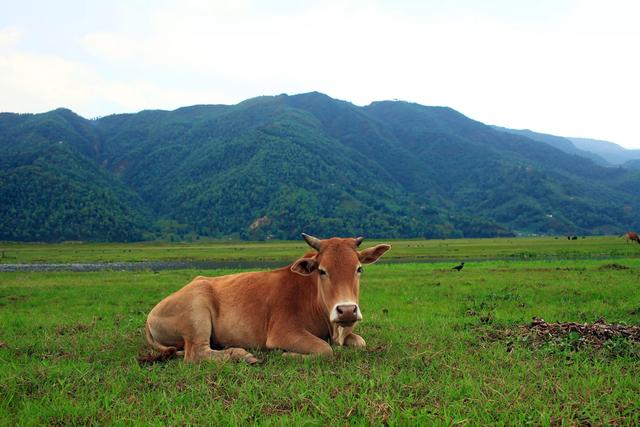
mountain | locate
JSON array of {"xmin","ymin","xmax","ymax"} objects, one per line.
[
  {"xmin": 0, "ymin": 109, "xmax": 150, "ymax": 241},
  {"xmin": 623, "ymin": 159, "xmax": 640, "ymax": 171},
  {"xmin": 490, "ymin": 126, "xmax": 608, "ymax": 165},
  {"xmin": 569, "ymin": 137, "xmax": 640, "ymax": 166},
  {"xmin": 1, "ymin": 93, "xmax": 639, "ymax": 242}
]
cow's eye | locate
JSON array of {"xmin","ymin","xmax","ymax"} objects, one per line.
[
  {"xmin": 319, "ymin": 269, "xmax": 327, "ymax": 277},
  {"xmin": 356, "ymin": 266, "xmax": 363, "ymax": 274}
]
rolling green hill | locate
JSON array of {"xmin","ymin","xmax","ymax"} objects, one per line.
[{"xmin": 1, "ymin": 93, "xmax": 639, "ymax": 241}]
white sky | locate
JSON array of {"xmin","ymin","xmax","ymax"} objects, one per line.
[{"xmin": 1, "ymin": 0, "xmax": 639, "ymax": 148}]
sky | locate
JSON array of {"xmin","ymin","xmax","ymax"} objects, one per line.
[{"xmin": 1, "ymin": 0, "xmax": 639, "ymax": 148}]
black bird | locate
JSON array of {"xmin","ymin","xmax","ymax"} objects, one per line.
[{"xmin": 452, "ymin": 262, "xmax": 465, "ymax": 272}]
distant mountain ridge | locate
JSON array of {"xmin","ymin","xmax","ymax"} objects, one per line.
[
  {"xmin": 1, "ymin": 92, "xmax": 639, "ymax": 241},
  {"xmin": 490, "ymin": 126, "xmax": 609, "ymax": 165},
  {"xmin": 492, "ymin": 126, "xmax": 640, "ymax": 167},
  {"xmin": 569, "ymin": 137, "xmax": 640, "ymax": 165},
  {"xmin": 622, "ymin": 159, "xmax": 640, "ymax": 171}
]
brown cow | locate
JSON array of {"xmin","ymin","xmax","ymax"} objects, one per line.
[
  {"xmin": 623, "ymin": 231, "xmax": 640, "ymax": 244},
  {"xmin": 143, "ymin": 234, "xmax": 391, "ymax": 363}
]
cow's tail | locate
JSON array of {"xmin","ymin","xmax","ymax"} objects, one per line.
[{"xmin": 137, "ymin": 322, "xmax": 179, "ymax": 365}]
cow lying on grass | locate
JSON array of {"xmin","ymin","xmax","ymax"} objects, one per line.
[{"xmin": 142, "ymin": 234, "xmax": 390, "ymax": 363}]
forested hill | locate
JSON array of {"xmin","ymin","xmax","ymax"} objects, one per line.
[{"xmin": 1, "ymin": 92, "xmax": 639, "ymax": 242}]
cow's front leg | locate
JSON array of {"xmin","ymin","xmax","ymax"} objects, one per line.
[
  {"xmin": 212, "ymin": 348, "xmax": 260, "ymax": 364},
  {"xmin": 331, "ymin": 325, "xmax": 366, "ymax": 347},
  {"xmin": 343, "ymin": 333, "xmax": 366, "ymax": 347},
  {"xmin": 268, "ymin": 330, "xmax": 333, "ymax": 357}
]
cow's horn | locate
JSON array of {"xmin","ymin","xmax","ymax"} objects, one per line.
[
  {"xmin": 301, "ymin": 233, "xmax": 322, "ymax": 251},
  {"xmin": 355, "ymin": 236, "xmax": 364, "ymax": 247}
]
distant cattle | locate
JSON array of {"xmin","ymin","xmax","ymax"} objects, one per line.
[
  {"xmin": 623, "ymin": 231, "xmax": 640, "ymax": 244},
  {"xmin": 143, "ymin": 234, "xmax": 390, "ymax": 363}
]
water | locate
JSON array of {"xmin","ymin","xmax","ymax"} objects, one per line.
[
  {"xmin": 0, "ymin": 260, "xmax": 287, "ymax": 272},
  {"xmin": 0, "ymin": 255, "xmax": 619, "ymax": 272},
  {"xmin": 0, "ymin": 258, "xmax": 466, "ymax": 272}
]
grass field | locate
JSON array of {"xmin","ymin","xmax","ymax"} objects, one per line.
[
  {"xmin": 1, "ymin": 238, "xmax": 639, "ymax": 424},
  {"xmin": 2, "ymin": 235, "xmax": 640, "ymax": 264}
]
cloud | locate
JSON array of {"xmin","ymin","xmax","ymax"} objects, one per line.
[
  {"xmin": 1, "ymin": 2, "xmax": 640, "ymax": 147},
  {"xmin": 80, "ymin": 1, "xmax": 510, "ymax": 104},
  {"xmin": 0, "ymin": 49, "xmax": 216, "ymax": 116},
  {"xmin": 0, "ymin": 27, "xmax": 22, "ymax": 49},
  {"xmin": 83, "ymin": 32, "xmax": 137, "ymax": 62},
  {"xmin": 565, "ymin": 0, "xmax": 640, "ymax": 35}
]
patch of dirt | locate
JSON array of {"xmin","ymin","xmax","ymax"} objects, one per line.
[
  {"xmin": 482, "ymin": 317, "xmax": 640, "ymax": 354},
  {"xmin": 0, "ymin": 295, "xmax": 28, "ymax": 306},
  {"xmin": 368, "ymin": 400, "xmax": 392, "ymax": 424},
  {"xmin": 0, "ymin": 341, "xmax": 6, "ymax": 348},
  {"xmin": 55, "ymin": 324, "xmax": 91, "ymax": 336},
  {"xmin": 126, "ymin": 394, "xmax": 141, "ymax": 405},
  {"xmin": 524, "ymin": 317, "xmax": 640, "ymax": 348},
  {"xmin": 261, "ymin": 400, "xmax": 293, "ymax": 416},
  {"xmin": 598, "ymin": 263, "xmax": 630, "ymax": 270},
  {"xmin": 40, "ymin": 349, "xmax": 73, "ymax": 361},
  {"xmin": 370, "ymin": 344, "xmax": 389, "ymax": 353}
]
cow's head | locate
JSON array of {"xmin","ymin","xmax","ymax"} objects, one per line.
[{"xmin": 291, "ymin": 233, "xmax": 390, "ymax": 326}]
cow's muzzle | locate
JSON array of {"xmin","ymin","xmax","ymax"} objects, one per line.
[{"xmin": 330, "ymin": 303, "xmax": 363, "ymax": 326}]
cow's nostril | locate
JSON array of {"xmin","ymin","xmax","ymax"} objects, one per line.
[{"xmin": 332, "ymin": 304, "xmax": 361, "ymax": 324}]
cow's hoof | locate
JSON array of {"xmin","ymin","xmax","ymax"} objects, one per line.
[
  {"xmin": 344, "ymin": 334, "xmax": 366, "ymax": 347},
  {"xmin": 244, "ymin": 354, "xmax": 261, "ymax": 365}
]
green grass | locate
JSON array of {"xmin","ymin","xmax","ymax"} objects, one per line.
[
  {"xmin": 1, "ymin": 241, "xmax": 640, "ymax": 424},
  {"xmin": 2, "ymin": 235, "xmax": 640, "ymax": 264}
]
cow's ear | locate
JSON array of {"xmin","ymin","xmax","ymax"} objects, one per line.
[
  {"xmin": 359, "ymin": 244, "xmax": 391, "ymax": 264},
  {"xmin": 291, "ymin": 258, "xmax": 318, "ymax": 276}
]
